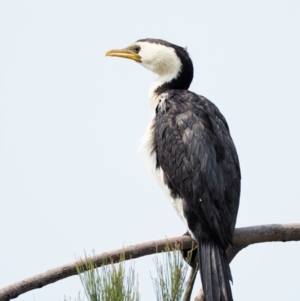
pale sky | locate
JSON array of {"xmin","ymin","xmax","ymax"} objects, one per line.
[{"xmin": 0, "ymin": 1, "xmax": 299, "ymax": 300}]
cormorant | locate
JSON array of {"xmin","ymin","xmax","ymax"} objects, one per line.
[{"xmin": 106, "ymin": 39, "xmax": 241, "ymax": 301}]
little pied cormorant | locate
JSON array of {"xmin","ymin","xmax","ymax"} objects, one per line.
[{"xmin": 106, "ymin": 39, "xmax": 241, "ymax": 301}]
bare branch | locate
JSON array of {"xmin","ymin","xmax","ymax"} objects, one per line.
[
  {"xmin": 194, "ymin": 223, "xmax": 300, "ymax": 301},
  {"xmin": 0, "ymin": 223, "xmax": 299, "ymax": 301},
  {"xmin": 183, "ymin": 266, "xmax": 197, "ymax": 301}
]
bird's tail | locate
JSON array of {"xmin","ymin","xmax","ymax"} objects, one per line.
[{"xmin": 198, "ymin": 240, "xmax": 233, "ymax": 301}]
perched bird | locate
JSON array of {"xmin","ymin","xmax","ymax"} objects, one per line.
[{"xmin": 106, "ymin": 39, "xmax": 241, "ymax": 301}]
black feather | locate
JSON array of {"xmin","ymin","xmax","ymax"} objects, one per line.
[{"xmin": 153, "ymin": 89, "xmax": 240, "ymax": 301}]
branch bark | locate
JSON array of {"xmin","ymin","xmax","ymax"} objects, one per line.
[
  {"xmin": 0, "ymin": 223, "xmax": 299, "ymax": 301},
  {"xmin": 194, "ymin": 223, "xmax": 300, "ymax": 301}
]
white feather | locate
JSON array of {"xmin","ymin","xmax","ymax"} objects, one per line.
[
  {"xmin": 139, "ymin": 122, "xmax": 188, "ymax": 227},
  {"xmin": 135, "ymin": 41, "xmax": 182, "ymax": 77},
  {"xmin": 134, "ymin": 41, "xmax": 182, "ymax": 110},
  {"xmin": 137, "ymin": 41, "xmax": 190, "ymax": 231}
]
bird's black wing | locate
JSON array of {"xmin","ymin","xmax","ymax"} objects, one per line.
[{"xmin": 155, "ymin": 90, "xmax": 241, "ymax": 249}]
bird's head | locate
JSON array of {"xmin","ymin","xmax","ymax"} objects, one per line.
[{"xmin": 106, "ymin": 38, "xmax": 193, "ymax": 90}]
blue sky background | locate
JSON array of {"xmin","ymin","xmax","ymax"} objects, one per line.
[{"xmin": 0, "ymin": 1, "xmax": 299, "ymax": 300}]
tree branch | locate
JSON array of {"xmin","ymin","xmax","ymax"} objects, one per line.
[
  {"xmin": 0, "ymin": 223, "xmax": 299, "ymax": 301},
  {"xmin": 194, "ymin": 223, "xmax": 300, "ymax": 301},
  {"xmin": 183, "ymin": 266, "xmax": 197, "ymax": 301}
]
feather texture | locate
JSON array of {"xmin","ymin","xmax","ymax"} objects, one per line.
[{"xmin": 153, "ymin": 90, "xmax": 241, "ymax": 301}]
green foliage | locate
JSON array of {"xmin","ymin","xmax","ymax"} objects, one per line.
[
  {"xmin": 75, "ymin": 244, "xmax": 196, "ymax": 301},
  {"xmin": 151, "ymin": 243, "xmax": 195, "ymax": 301},
  {"xmin": 76, "ymin": 253, "xmax": 140, "ymax": 301},
  {"xmin": 63, "ymin": 295, "xmax": 82, "ymax": 301}
]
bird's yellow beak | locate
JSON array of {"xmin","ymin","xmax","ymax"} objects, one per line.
[{"xmin": 105, "ymin": 48, "xmax": 141, "ymax": 62}]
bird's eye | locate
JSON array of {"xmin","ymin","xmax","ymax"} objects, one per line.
[{"xmin": 132, "ymin": 45, "xmax": 141, "ymax": 53}]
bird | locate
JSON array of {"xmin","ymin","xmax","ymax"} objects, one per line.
[{"xmin": 106, "ymin": 38, "xmax": 241, "ymax": 301}]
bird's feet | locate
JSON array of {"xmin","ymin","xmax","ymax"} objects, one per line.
[{"xmin": 181, "ymin": 231, "xmax": 198, "ymax": 269}]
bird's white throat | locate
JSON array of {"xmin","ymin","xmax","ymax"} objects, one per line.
[
  {"xmin": 132, "ymin": 41, "xmax": 182, "ymax": 110},
  {"xmin": 148, "ymin": 77, "xmax": 172, "ymax": 110},
  {"xmin": 135, "ymin": 41, "xmax": 182, "ymax": 77}
]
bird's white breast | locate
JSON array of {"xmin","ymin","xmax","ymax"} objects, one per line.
[{"xmin": 139, "ymin": 91, "xmax": 188, "ymax": 228}]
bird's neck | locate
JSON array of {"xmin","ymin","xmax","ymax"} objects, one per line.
[
  {"xmin": 148, "ymin": 68, "xmax": 193, "ymax": 110},
  {"xmin": 148, "ymin": 74, "xmax": 173, "ymax": 109}
]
